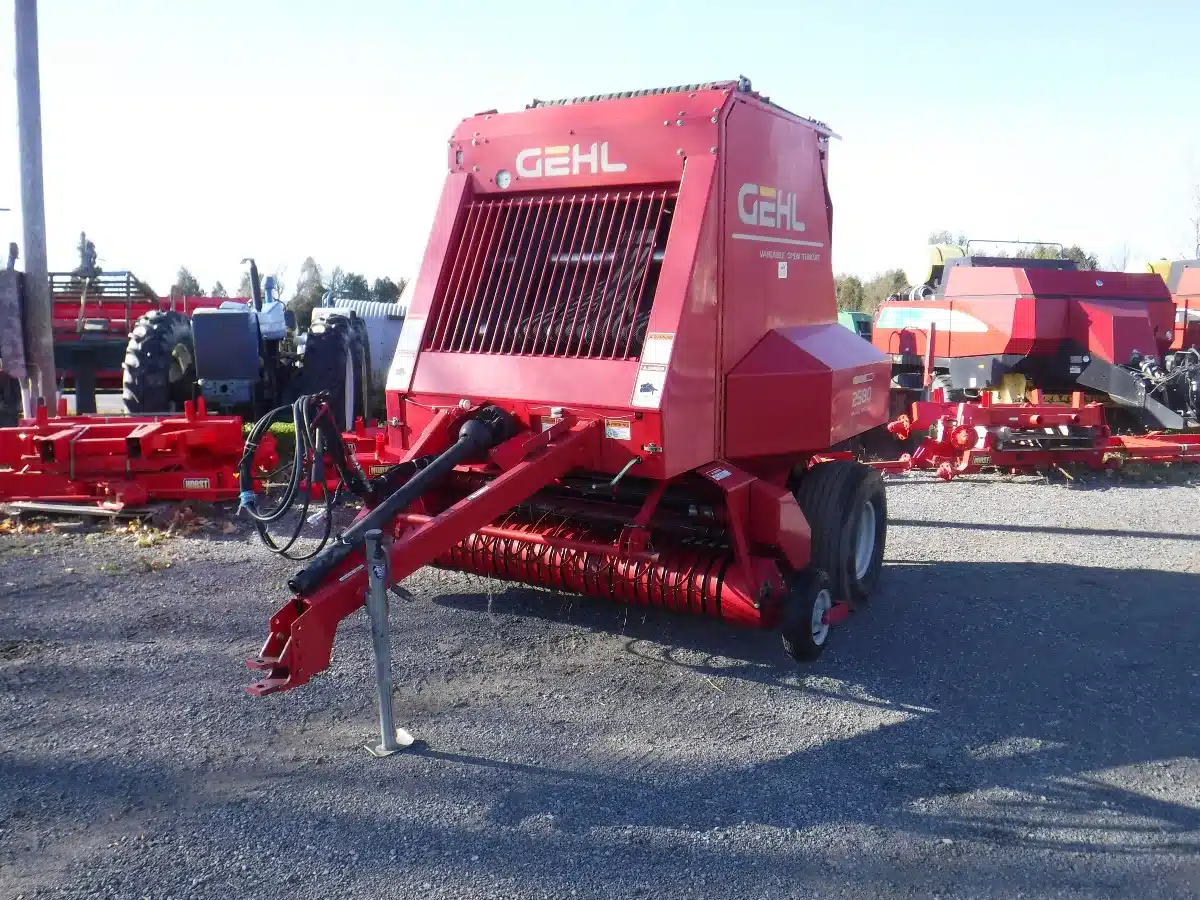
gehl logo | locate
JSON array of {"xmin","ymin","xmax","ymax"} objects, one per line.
[
  {"xmin": 516, "ymin": 142, "xmax": 628, "ymax": 178},
  {"xmin": 738, "ymin": 184, "xmax": 806, "ymax": 233}
]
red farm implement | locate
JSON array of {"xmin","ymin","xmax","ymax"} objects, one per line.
[
  {"xmin": 880, "ymin": 389, "xmax": 1200, "ymax": 481},
  {"xmin": 237, "ymin": 78, "xmax": 894, "ymax": 751},
  {"xmin": 863, "ymin": 243, "xmax": 1200, "ymax": 481},
  {"xmin": 0, "ymin": 398, "xmax": 276, "ymax": 510}
]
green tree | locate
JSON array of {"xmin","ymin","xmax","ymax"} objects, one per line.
[
  {"xmin": 835, "ymin": 275, "xmax": 866, "ymax": 311},
  {"xmin": 236, "ymin": 271, "xmax": 252, "ymax": 297},
  {"xmin": 371, "ymin": 276, "xmax": 405, "ymax": 303},
  {"xmin": 211, "ymin": 280, "xmax": 229, "ymax": 298},
  {"xmin": 171, "ymin": 266, "xmax": 204, "ymax": 298},
  {"xmin": 289, "ymin": 256, "xmax": 325, "ymax": 329},
  {"xmin": 342, "ymin": 272, "xmax": 371, "ymax": 301},
  {"xmin": 1061, "ymin": 245, "xmax": 1099, "ymax": 270},
  {"xmin": 1012, "ymin": 243, "xmax": 1099, "ymax": 270},
  {"xmin": 862, "ymin": 269, "xmax": 909, "ymax": 314}
]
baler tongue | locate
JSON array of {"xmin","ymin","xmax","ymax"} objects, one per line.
[{"xmin": 245, "ymin": 414, "xmax": 602, "ymax": 695}]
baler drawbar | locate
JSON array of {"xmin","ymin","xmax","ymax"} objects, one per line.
[{"xmin": 243, "ymin": 79, "xmax": 892, "ymax": 717}]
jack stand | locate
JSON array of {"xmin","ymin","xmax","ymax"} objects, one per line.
[{"xmin": 363, "ymin": 528, "xmax": 414, "ymax": 758}]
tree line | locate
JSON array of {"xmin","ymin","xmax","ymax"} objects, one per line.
[{"xmin": 835, "ymin": 231, "xmax": 1102, "ymax": 315}]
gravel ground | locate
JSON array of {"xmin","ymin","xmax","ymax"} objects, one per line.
[{"xmin": 2, "ymin": 470, "xmax": 1199, "ymax": 899}]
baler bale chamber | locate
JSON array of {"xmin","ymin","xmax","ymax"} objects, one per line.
[{"xmin": 245, "ymin": 78, "xmax": 893, "ymax": 697}]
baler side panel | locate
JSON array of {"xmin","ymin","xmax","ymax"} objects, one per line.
[
  {"xmin": 651, "ymin": 154, "xmax": 720, "ymax": 476},
  {"xmin": 724, "ymin": 325, "xmax": 890, "ymax": 456},
  {"xmin": 719, "ymin": 100, "xmax": 835, "ymax": 378}
]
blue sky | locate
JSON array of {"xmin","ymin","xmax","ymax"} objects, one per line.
[{"xmin": 1, "ymin": 0, "xmax": 1198, "ymax": 297}]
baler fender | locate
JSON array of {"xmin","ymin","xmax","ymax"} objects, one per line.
[{"xmin": 245, "ymin": 417, "xmax": 603, "ymax": 695}]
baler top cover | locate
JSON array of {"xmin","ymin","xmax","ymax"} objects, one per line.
[{"xmin": 387, "ymin": 78, "xmax": 889, "ymax": 477}]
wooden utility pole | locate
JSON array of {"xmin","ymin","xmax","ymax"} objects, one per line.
[{"xmin": 15, "ymin": 0, "xmax": 56, "ymax": 414}]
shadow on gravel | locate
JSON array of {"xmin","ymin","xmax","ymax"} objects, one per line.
[
  {"xmin": 5, "ymin": 561, "xmax": 1199, "ymax": 897},
  {"xmin": 431, "ymin": 561, "xmax": 1200, "ymax": 859}
]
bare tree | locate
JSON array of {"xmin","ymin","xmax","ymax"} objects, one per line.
[{"xmin": 1107, "ymin": 243, "xmax": 1131, "ymax": 272}]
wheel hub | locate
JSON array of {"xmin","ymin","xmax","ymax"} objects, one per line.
[
  {"xmin": 854, "ymin": 499, "xmax": 877, "ymax": 581},
  {"xmin": 811, "ymin": 587, "xmax": 832, "ymax": 645}
]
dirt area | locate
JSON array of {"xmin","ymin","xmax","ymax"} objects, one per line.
[{"xmin": 1, "ymin": 470, "xmax": 1199, "ymax": 899}]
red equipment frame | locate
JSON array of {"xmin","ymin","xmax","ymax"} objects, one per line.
[
  {"xmin": 0, "ymin": 398, "xmax": 275, "ymax": 509},
  {"xmin": 246, "ymin": 80, "xmax": 892, "ymax": 696},
  {"xmin": 879, "ymin": 389, "xmax": 1200, "ymax": 481}
]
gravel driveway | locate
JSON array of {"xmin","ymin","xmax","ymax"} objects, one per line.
[{"xmin": 2, "ymin": 471, "xmax": 1199, "ymax": 899}]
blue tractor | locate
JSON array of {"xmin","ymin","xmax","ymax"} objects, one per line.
[{"xmin": 121, "ymin": 259, "xmax": 371, "ymax": 430}]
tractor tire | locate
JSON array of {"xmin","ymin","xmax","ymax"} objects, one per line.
[
  {"xmin": 347, "ymin": 314, "xmax": 373, "ymax": 421},
  {"xmin": 930, "ymin": 374, "xmax": 973, "ymax": 403},
  {"xmin": 780, "ymin": 568, "xmax": 835, "ymax": 662},
  {"xmin": 122, "ymin": 310, "xmax": 196, "ymax": 414},
  {"xmin": 794, "ymin": 459, "xmax": 887, "ymax": 605},
  {"xmin": 0, "ymin": 374, "xmax": 22, "ymax": 427},
  {"xmin": 289, "ymin": 314, "xmax": 360, "ymax": 431}
]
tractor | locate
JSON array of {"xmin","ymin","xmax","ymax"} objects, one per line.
[{"xmin": 121, "ymin": 259, "xmax": 373, "ymax": 430}]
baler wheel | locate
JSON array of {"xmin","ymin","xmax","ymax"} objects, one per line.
[
  {"xmin": 121, "ymin": 310, "xmax": 196, "ymax": 413},
  {"xmin": 780, "ymin": 568, "xmax": 835, "ymax": 662},
  {"xmin": 795, "ymin": 460, "xmax": 887, "ymax": 605}
]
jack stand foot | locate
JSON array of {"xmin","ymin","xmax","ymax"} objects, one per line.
[{"xmin": 366, "ymin": 728, "xmax": 415, "ymax": 758}]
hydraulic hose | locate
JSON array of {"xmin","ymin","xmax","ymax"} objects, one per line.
[
  {"xmin": 238, "ymin": 395, "xmax": 347, "ymax": 561},
  {"xmin": 287, "ymin": 406, "xmax": 516, "ymax": 596}
]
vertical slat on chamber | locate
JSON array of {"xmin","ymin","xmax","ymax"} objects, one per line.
[
  {"xmin": 595, "ymin": 192, "xmax": 635, "ymax": 359},
  {"xmin": 522, "ymin": 194, "xmax": 571, "ymax": 355},
  {"xmin": 608, "ymin": 190, "xmax": 650, "ymax": 359},
  {"xmin": 552, "ymin": 191, "xmax": 604, "ymax": 357},
  {"xmin": 497, "ymin": 196, "xmax": 547, "ymax": 355},
  {"xmin": 542, "ymin": 196, "xmax": 588, "ymax": 355},
  {"xmin": 623, "ymin": 190, "xmax": 670, "ymax": 359},
  {"xmin": 465, "ymin": 198, "xmax": 518, "ymax": 353},
  {"xmin": 579, "ymin": 192, "xmax": 621, "ymax": 359},
  {"xmin": 428, "ymin": 200, "xmax": 484, "ymax": 351},
  {"xmin": 563, "ymin": 191, "xmax": 610, "ymax": 358},
  {"xmin": 446, "ymin": 199, "xmax": 504, "ymax": 352}
]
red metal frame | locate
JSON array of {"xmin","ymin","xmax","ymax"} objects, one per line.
[
  {"xmin": 0, "ymin": 399, "xmax": 275, "ymax": 509},
  {"xmin": 876, "ymin": 391, "xmax": 1200, "ymax": 481}
]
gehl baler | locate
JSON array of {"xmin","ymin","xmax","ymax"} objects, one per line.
[{"xmin": 242, "ymin": 79, "xmax": 892, "ymax": 703}]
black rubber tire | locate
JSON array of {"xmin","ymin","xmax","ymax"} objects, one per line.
[
  {"xmin": 121, "ymin": 310, "xmax": 196, "ymax": 413},
  {"xmin": 289, "ymin": 314, "xmax": 358, "ymax": 430},
  {"xmin": 930, "ymin": 373, "xmax": 971, "ymax": 403},
  {"xmin": 794, "ymin": 459, "xmax": 887, "ymax": 605},
  {"xmin": 347, "ymin": 314, "xmax": 372, "ymax": 422},
  {"xmin": 780, "ymin": 568, "xmax": 835, "ymax": 663},
  {"xmin": 0, "ymin": 374, "xmax": 22, "ymax": 427}
]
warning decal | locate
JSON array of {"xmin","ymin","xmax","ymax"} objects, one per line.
[{"xmin": 604, "ymin": 419, "xmax": 631, "ymax": 441}]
